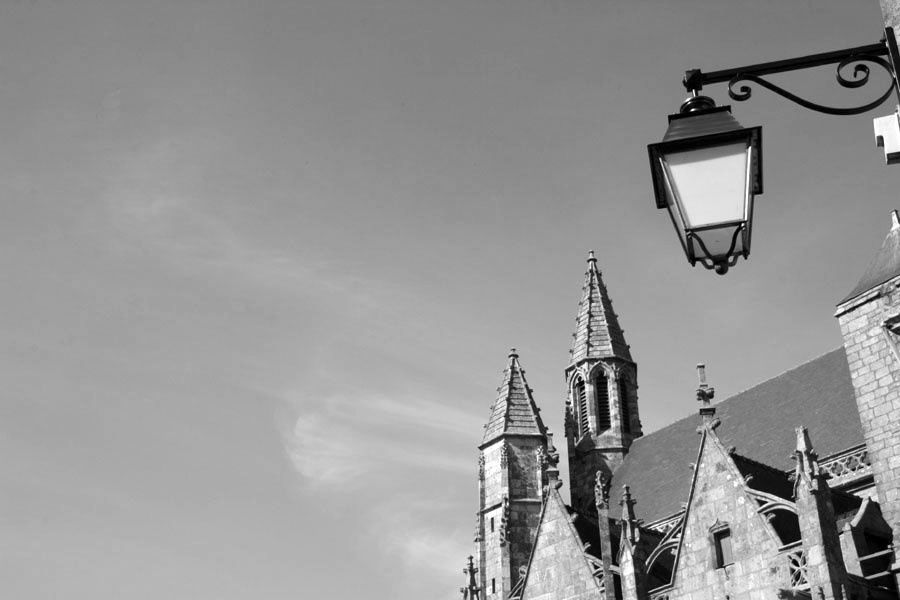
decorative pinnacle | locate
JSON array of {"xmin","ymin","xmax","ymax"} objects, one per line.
[
  {"xmin": 793, "ymin": 425, "xmax": 822, "ymax": 494},
  {"xmin": 696, "ymin": 363, "xmax": 715, "ymax": 405},
  {"xmin": 620, "ymin": 484, "xmax": 639, "ymax": 544},
  {"xmin": 696, "ymin": 363, "xmax": 720, "ymax": 430},
  {"xmin": 587, "ymin": 250, "xmax": 597, "ymax": 264},
  {"xmin": 508, "ymin": 347, "xmax": 518, "ymax": 359},
  {"xmin": 461, "ymin": 555, "xmax": 480, "ymax": 599},
  {"xmin": 892, "ymin": 210, "xmax": 900, "ymax": 231},
  {"xmin": 594, "ymin": 472, "xmax": 610, "ymax": 510}
]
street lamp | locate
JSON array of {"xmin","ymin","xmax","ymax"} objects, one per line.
[
  {"xmin": 647, "ymin": 95, "xmax": 761, "ymax": 274},
  {"xmin": 648, "ymin": 28, "xmax": 900, "ymax": 274}
]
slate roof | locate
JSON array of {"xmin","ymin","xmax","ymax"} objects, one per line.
[
  {"xmin": 482, "ymin": 350, "xmax": 548, "ymax": 446},
  {"xmin": 841, "ymin": 210, "xmax": 900, "ymax": 304},
  {"xmin": 608, "ymin": 348, "xmax": 862, "ymax": 523},
  {"xmin": 569, "ymin": 252, "xmax": 632, "ymax": 366}
]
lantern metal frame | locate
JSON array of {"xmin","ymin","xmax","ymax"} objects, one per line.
[
  {"xmin": 650, "ymin": 27, "xmax": 900, "ymax": 275},
  {"xmin": 682, "ymin": 27, "xmax": 900, "ymax": 114},
  {"xmin": 648, "ymin": 104, "xmax": 762, "ymax": 274}
]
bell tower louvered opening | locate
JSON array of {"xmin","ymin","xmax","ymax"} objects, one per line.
[
  {"xmin": 619, "ymin": 376, "xmax": 631, "ymax": 434},
  {"xmin": 574, "ymin": 377, "xmax": 589, "ymax": 437},
  {"xmin": 594, "ymin": 371, "xmax": 610, "ymax": 432}
]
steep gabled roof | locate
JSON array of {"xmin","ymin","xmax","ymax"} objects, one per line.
[
  {"xmin": 482, "ymin": 350, "xmax": 548, "ymax": 446},
  {"xmin": 840, "ymin": 210, "xmax": 900, "ymax": 304},
  {"xmin": 518, "ymin": 487, "xmax": 606, "ymax": 600},
  {"xmin": 609, "ymin": 348, "xmax": 861, "ymax": 523},
  {"xmin": 569, "ymin": 252, "xmax": 632, "ymax": 366}
]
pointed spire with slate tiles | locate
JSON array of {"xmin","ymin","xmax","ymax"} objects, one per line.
[
  {"xmin": 482, "ymin": 349, "xmax": 548, "ymax": 445},
  {"xmin": 570, "ymin": 251, "xmax": 632, "ymax": 366},
  {"xmin": 840, "ymin": 210, "xmax": 900, "ymax": 304}
]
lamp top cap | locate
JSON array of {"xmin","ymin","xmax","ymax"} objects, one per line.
[{"xmin": 679, "ymin": 95, "xmax": 717, "ymax": 114}]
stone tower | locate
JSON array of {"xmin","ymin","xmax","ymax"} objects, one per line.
[
  {"xmin": 836, "ymin": 210, "xmax": 900, "ymax": 588},
  {"xmin": 565, "ymin": 252, "xmax": 641, "ymax": 516},
  {"xmin": 477, "ymin": 349, "xmax": 554, "ymax": 600}
]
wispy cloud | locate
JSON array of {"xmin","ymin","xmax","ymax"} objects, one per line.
[
  {"xmin": 283, "ymin": 391, "xmax": 481, "ymax": 490},
  {"xmin": 367, "ymin": 495, "xmax": 473, "ymax": 599}
]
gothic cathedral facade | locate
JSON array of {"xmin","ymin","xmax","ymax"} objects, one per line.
[{"xmin": 460, "ymin": 214, "xmax": 900, "ymax": 600}]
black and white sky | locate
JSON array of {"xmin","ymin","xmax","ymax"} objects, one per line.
[{"xmin": 2, "ymin": 1, "xmax": 898, "ymax": 599}]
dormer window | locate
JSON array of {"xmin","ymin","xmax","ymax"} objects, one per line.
[{"xmin": 712, "ymin": 527, "xmax": 733, "ymax": 568}]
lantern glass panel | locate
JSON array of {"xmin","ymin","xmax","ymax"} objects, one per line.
[
  {"xmin": 662, "ymin": 141, "xmax": 749, "ymax": 228},
  {"xmin": 689, "ymin": 224, "xmax": 744, "ymax": 259}
]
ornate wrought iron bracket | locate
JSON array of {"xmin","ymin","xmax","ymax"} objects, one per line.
[{"xmin": 682, "ymin": 28, "xmax": 900, "ymax": 116}]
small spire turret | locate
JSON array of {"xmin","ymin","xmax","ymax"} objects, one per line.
[{"xmin": 620, "ymin": 485, "xmax": 639, "ymax": 545}]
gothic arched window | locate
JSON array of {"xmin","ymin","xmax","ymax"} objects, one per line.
[
  {"xmin": 594, "ymin": 371, "xmax": 610, "ymax": 432},
  {"xmin": 619, "ymin": 375, "xmax": 631, "ymax": 434},
  {"xmin": 573, "ymin": 376, "xmax": 589, "ymax": 437}
]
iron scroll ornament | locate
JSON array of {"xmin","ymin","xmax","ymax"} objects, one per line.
[{"xmin": 726, "ymin": 54, "xmax": 896, "ymax": 116}]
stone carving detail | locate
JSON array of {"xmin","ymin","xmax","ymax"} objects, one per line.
[
  {"xmin": 819, "ymin": 445, "xmax": 871, "ymax": 484},
  {"xmin": 787, "ymin": 547, "xmax": 810, "ymax": 590},
  {"xmin": 498, "ymin": 496, "xmax": 510, "ymax": 547},
  {"xmin": 473, "ymin": 512, "xmax": 481, "ymax": 543},
  {"xmin": 478, "ymin": 453, "xmax": 485, "ymax": 479},
  {"xmin": 594, "ymin": 472, "xmax": 611, "ymax": 510},
  {"xmin": 536, "ymin": 446, "xmax": 546, "ymax": 468},
  {"xmin": 881, "ymin": 313, "xmax": 900, "ymax": 365},
  {"xmin": 500, "ymin": 442, "xmax": 509, "ymax": 468},
  {"xmin": 645, "ymin": 512, "xmax": 683, "ymax": 534},
  {"xmin": 564, "ymin": 401, "xmax": 577, "ymax": 437}
]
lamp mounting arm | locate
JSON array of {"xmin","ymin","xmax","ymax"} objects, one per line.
[{"xmin": 682, "ymin": 28, "xmax": 900, "ymax": 116}]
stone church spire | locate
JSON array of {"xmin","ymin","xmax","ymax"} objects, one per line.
[
  {"xmin": 569, "ymin": 250, "xmax": 632, "ymax": 365},
  {"xmin": 476, "ymin": 350, "xmax": 549, "ymax": 600},
  {"xmin": 565, "ymin": 252, "xmax": 641, "ymax": 516},
  {"xmin": 482, "ymin": 349, "xmax": 547, "ymax": 445}
]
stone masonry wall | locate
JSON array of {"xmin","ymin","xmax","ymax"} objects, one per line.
[
  {"xmin": 838, "ymin": 285, "xmax": 900, "ymax": 553},
  {"xmin": 481, "ymin": 437, "xmax": 546, "ymax": 599},
  {"xmin": 520, "ymin": 490, "xmax": 602, "ymax": 600},
  {"xmin": 508, "ymin": 439, "xmax": 545, "ymax": 589},
  {"xmin": 481, "ymin": 440, "xmax": 506, "ymax": 600}
]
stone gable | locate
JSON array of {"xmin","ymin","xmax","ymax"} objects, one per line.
[
  {"xmin": 663, "ymin": 430, "xmax": 791, "ymax": 599},
  {"xmin": 520, "ymin": 488, "xmax": 604, "ymax": 600}
]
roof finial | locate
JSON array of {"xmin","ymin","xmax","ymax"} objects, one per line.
[
  {"xmin": 508, "ymin": 347, "xmax": 518, "ymax": 359},
  {"xmin": 696, "ymin": 363, "xmax": 720, "ymax": 431},
  {"xmin": 587, "ymin": 250, "xmax": 597, "ymax": 264},
  {"xmin": 620, "ymin": 484, "xmax": 639, "ymax": 544},
  {"xmin": 793, "ymin": 426, "xmax": 823, "ymax": 495},
  {"xmin": 461, "ymin": 555, "xmax": 481, "ymax": 599},
  {"xmin": 892, "ymin": 210, "xmax": 900, "ymax": 231}
]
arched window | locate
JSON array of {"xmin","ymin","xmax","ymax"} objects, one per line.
[
  {"xmin": 619, "ymin": 376, "xmax": 631, "ymax": 434},
  {"xmin": 594, "ymin": 371, "xmax": 610, "ymax": 432},
  {"xmin": 573, "ymin": 376, "xmax": 589, "ymax": 437}
]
